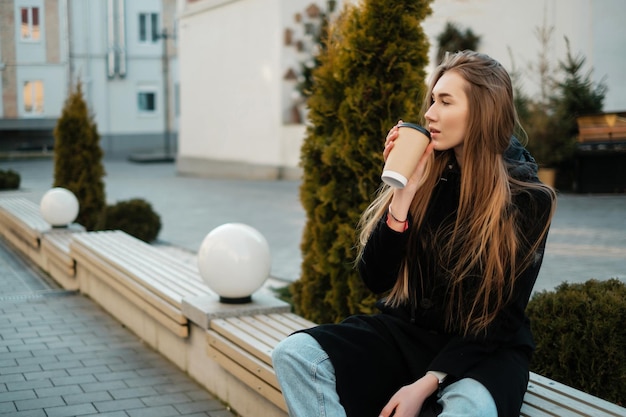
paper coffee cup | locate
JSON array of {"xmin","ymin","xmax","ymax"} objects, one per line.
[{"xmin": 381, "ymin": 122, "xmax": 431, "ymax": 188}]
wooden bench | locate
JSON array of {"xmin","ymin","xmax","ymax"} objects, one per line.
[
  {"xmin": 207, "ymin": 314, "xmax": 626, "ymax": 417},
  {"xmin": 207, "ymin": 312, "xmax": 316, "ymax": 412},
  {"xmin": 577, "ymin": 113, "xmax": 626, "ymax": 143},
  {"xmin": 40, "ymin": 229, "xmax": 82, "ymax": 290},
  {"xmin": 0, "ymin": 197, "xmax": 51, "ymax": 267},
  {"xmin": 521, "ymin": 373, "xmax": 625, "ymax": 417},
  {"xmin": 0, "ymin": 197, "xmax": 85, "ymax": 279},
  {"xmin": 70, "ymin": 230, "xmax": 214, "ymax": 338}
]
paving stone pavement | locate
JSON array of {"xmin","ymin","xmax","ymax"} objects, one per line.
[{"xmin": 0, "ymin": 238, "xmax": 238, "ymax": 417}]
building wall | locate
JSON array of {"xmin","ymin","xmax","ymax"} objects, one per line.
[
  {"xmin": 177, "ymin": 0, "xmax": 339, "ymax": 179},
  {"xmin": 0, "ymin": 0, "xmax": 17, "ymax": 117},
  {"xmin": 177, "ymin": 0, "xmax": 285, "ymax": 178}
]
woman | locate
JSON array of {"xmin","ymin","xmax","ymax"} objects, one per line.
[{"xmin": 272, "ymin": 50, "xmax": 556, "ymax": 417}]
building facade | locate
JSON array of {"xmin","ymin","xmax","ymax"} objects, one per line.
[
  {"xmin": 0, "ymin": 0, "xmax": 179, "ymax": 158},
  {"xmin": 177, "ymin": 0, "xmax": 626, "ymax": 180},
  {"xmin": 177, "ymin": 0, "xmax": 343, "ymax": 180}
]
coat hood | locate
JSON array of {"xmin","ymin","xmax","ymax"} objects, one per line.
[{"xmin": 504, "ymin": 136, "xmax": 539, "ymax": 181}]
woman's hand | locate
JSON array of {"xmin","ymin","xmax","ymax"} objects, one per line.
[
  {"xmin": 383, "ymin": 121, "xmax": 403, "ymax": 162},
  {"xmin": 383, "ymin": 121, "xmax": 436, "ymax": 223},
  {"xmin": 379, "ymin": 374, "xmax": 439, "ymax": 417}
]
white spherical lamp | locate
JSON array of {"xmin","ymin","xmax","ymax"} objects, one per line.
[
  {"xmin": 198, "ymin": 223, "xmax": 271, "ymax": 304},
  {"xmin": 40, "ymin": 187, "xmax": 80, "ymax": 227}
]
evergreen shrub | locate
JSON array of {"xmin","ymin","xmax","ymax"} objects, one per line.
[
  {"xmin": 100, "ymin": 198, "xmax": 162, "ymax": 243},
  {"xmin": 53, "ymin": 82, "xmax": 106, "ymax": 230},
  {"xmin": 527, "ymin": 279, "xmax": 626, "ymax": 405},
  {"xmin": 515, "ymin": 33, "xmax": 606, "ymax": 190},
  {"xmin": 0, "ymin": 169, "xmax": 20, "ymax": 190},
  {"xmin": 292, "ymin": 0, "xmax": 432, "ymax": 323},
  {"xmin": 435, "ymin": 21, "xmax": 480, "ymax": 65}
]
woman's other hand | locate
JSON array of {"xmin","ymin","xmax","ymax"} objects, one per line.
[{"xmin": 378, "ymin": 373, "xmax": 439, "ymax": 417}]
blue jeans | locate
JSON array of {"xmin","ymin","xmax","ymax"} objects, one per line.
[{"xmin": 272, "ymin": 333, "xmax": 498, "ymax": 417}]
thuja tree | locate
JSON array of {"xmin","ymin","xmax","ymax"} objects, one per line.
[
  {"xmin": 292, "ymin": 0, "xmax": 432, "ymax": 323},
  {"xmin": 53, "ymin": 82, "xmax": 106, "ymax": 230},
  {"xmin": 435, "ymin": 21, "xmax": 480, "ymax": 65},
  {"xmin": 550, "ymin": 38, "xmax": 606, "ymax": 156}
]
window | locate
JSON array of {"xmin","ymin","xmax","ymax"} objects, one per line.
[
  {"xmin": 139, "ymin": 13, "xmax": 159, "ymax": 43},
  {"xmin": 138, "ymin": 90, "xmax": 157, "ymax": 113},
  {"xmin": 20, "ymin": 7, "xmax": 40, "ymax": 41},
  {"xmin": 23, "ymin": 80, "xmax": 44, "ymax": 115}
]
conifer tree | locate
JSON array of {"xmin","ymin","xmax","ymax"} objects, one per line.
[
  {"xmin": 435, "ymin": 22, "xmax": 480, "ymax": 65},
  {"xmin": 53, "ymin": 82, "xmax": 106, "ymax": 230},
  {"xmin": 552, "ymin": 38, "xmax": 606, "ymax": 139},
  {"xmin": 292, "ymin": 0, "xmax": 433, "ymax": 323}
]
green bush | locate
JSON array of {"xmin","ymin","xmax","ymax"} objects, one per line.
[
  {"xmin": 527, "ymin": 279, "xmax": 626, "ymax": 405},
  {"xmin": 100, "ymin": 198, "xmax": 162, "ymax": 243},
  {"xmin": 0, "ymin": 169, "xmax": 20, "ymax": 190},
  {"xmin": 53, "ymin": 82, "xmax": 106, "ymax": 230},
  {"xmin": 292, "ymin": 0, "xmax": 432, "ymax": 323}
]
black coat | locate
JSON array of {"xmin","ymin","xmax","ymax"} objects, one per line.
[{"xmin": 303, "ymin": 143, "xmax": 553, "ymax": 417}]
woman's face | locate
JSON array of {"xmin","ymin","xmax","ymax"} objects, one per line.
[{"xmin": 424, "ymin": 71, "xmax": 470, "ymax": 162}]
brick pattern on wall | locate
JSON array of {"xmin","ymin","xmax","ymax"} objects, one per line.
[{"xmin": 0, "ymin": 0, "xmax": 18, "ymax": 117}]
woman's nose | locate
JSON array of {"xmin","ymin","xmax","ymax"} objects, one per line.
[{"xmin": 424, "ymin": 105, "xmax": 435, "ymax": 122}]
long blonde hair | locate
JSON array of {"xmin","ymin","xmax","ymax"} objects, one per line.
[{"xmin": 357, "ymin": 51, "xmax": 556, "ymax": 336}]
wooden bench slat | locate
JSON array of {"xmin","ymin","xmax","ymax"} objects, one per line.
[
  {"xmin": 264, "ymin": 312, "xmax": 315, "ymax": 334},
  {"xmin": 72, "ymin": 232, "xmax": 196, "ymax": 297},
  {"xmin": 207, "ymin": 330, "xmax": 280, "ymax": 390},
  {"xmin": 0, "ymin": 198, "xmax": 50, "ymax": 230},
  {"xmin": 73, "ymin": 249, "xmax": 189, "ymax": 337},
  {"xmin": 207, "ymin": 342, "xmax": 287, "ymax": 411},
  {"xmin": 0, "ymin": 199, "xmax": 49, "ymax": 248},
  {"xmin": 210, "ymin": 318, "xmax": 275, "ymax": 366},
  {"xmin": 519, "ymin": 401, "xmax": 561, "ymax": 417},
  {"xmin": 249, "ymin": 314, "xmax": 300, "ymax": 338},
  {"xmin": 72, "ymin": 231, "xmax": 211, "ymax": 303},
  {"xmin": 527, "ymin": 372, "xmax": 624, "ymax": 417},
  {"xmin": 522, "ymin": 391, "xmax": 587, "ymax": 416},
  {"xmin": 223, "ymin": 317, "xmax": 285, "ymax": 351},
  {"xmin": 71, "ymin": 232, "xmax": 211, "ymax": 305},
  {"xmin": 245, "ymin": 313, "xmax": 315, "ymax": 342},
  {"xmin": 71, "ymin": 244, "xmax": 187, "ymax": 325},
  {"xmin": 94, "ymin": 231, "xmax": 202, "ymax": 282},
  {"xmin": 238, "ymin": 316, "xmax": 290, "ymax": 344}
]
